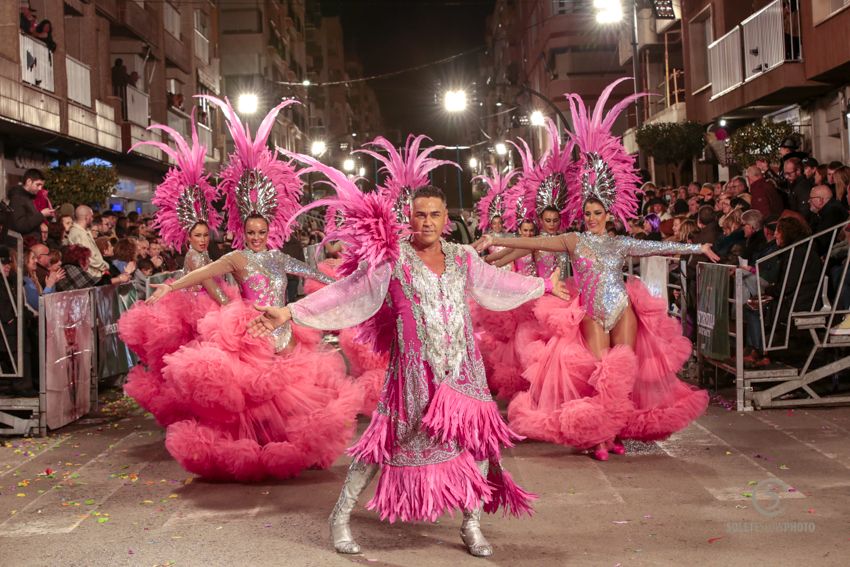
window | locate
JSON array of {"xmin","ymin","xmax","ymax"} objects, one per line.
[
  {"xmin": 163, "ymin": 2, "xmax": 181, "ymax": 40},
  {"xmin": 814, "ymin": 0, "xmax": 850, "ymax": 24},
  {"xmin": 688, "ymin": 8, "xmax": 712, "ymax": 92},
  {"xmin": 221, "ymin": 9, "xmax": 262, "ymax": 34}
]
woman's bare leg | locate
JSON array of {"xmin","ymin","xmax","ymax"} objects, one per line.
[
  {"xmin": 581, "ymin": 316, "xmax": 610, "ymax": 360},
  {"xmin": 606, "ymin": 305, "xmax": 638, "ymax": 453},
  {"xmin": 579, "ymin": 316, "xmax": 611, "ymax": 459}
]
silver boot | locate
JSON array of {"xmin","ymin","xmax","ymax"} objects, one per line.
[
  {"xmin": 329, "ymin": 460, "xmax": 378, "ymax": 554},
  {"xmin": 461, "ymin": 460, "xmax": 493, "ymax": 558}
]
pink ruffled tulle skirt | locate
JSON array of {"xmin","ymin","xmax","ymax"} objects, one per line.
[
  {"xmin": 507, "ymin": 278, "xmax": 708, "ymax": 449},
  {"xmin": 304, "ymin": 260, "xmax": 389, "ymax": 415},
  {"xmin": 470, "ymin": 300, "xmax": 535, "ymax": 401},
  {"xmin": 119, "ymin": 286, "xmax": 238, "ymax": 426},
  {"xmin": 160, "ymin": 299, "xmax": 363, "ymax": 481}
]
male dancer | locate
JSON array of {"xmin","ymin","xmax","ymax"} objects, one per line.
[{"xmin": 249, "ymin": 184, "xmax": 567, "ymax": 557}]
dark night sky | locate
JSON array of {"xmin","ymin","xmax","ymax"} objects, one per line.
[{"xmin": 318, "ymin": 0, "xmax": 495, "ymax": 145}]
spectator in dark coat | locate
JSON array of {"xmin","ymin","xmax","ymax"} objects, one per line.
[
  {"xmin": 8, "ymin": 169, "xmax": 55, "ymax": 240},
  {"xmin": 747, "ymin": 165, "xmax": 784, "ymax": 219},
  {"xmin": 783, "ymin": 157, "xmax": 811, "ymax": 214},
  {"xmin": 808, "ymin": 184, "xmax": 849, "ymax": 256}
]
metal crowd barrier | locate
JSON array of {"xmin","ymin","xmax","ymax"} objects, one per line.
[
  {"xmin": 0, "ymin": 231, "xmax": 33, "ymax": 435},
  {"xmin": 698, "ymin": 220, "xmax": 850, "ymax": 410},
  {"xmin": 0, "ymin": 271, "xmax": 166, "ymax": 436}
]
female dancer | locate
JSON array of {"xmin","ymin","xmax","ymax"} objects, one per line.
[
  {"xmin": 144, "ymin": 95, "xmax": 362, "ymax": 481},
  {"xmin": 119, "ymin": 113, "xmax": 233, "ymax": 427},
  {"xmin": 475, "ymin": 165, "xmax": 519, "ymax": 268},
  {"xmin": 475, "ymin": 78, "xmax": 718, "ymax": 460}
]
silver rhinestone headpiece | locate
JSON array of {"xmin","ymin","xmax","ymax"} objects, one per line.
[
  {"xmin": 535, "ymin": 172, "xmax": 567, "ymax": 216},
  {"xmin": 236, "ymin": 168, "xmax": 278, "ymax": 223},
  {"xmin": 580, "ymin": 152, "xmax": 616, "ymax": 210},
  {"xmin": 488, "ymin": 194, "xmax": 505, "ymax": 222},
  {"xmin": 175, "ymin": 185, "xmax": 209, "ymax": 232},
  {"xmin": 392, "ymin": 185, "xmax": 413, "ymax": 223}
]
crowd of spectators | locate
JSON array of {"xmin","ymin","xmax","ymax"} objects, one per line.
[{"xmin": 0, "ymin": 167, "xmax": 330, "ymax": 396}]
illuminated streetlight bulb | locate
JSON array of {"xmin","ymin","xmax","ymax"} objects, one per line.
[
  {"xmin": 469, "ymin": 157, "xmax": 479, "ymax": 169},
  {"xmin": 530, "ymin": 110, "xmax": 546, "ymax": 126},
  {"xmin": 444, "ymin": 90, "xmax": 468, "ymax": 113},
  {"xmin": 495, "ymin": 143, "xmax": 507, "ymax": 156},
  {"xmin": 310, "ymin": 140, "xmax": 327, "ymax": 157},
  {"xmin": 719, "ymin": 119, "xmax": 727, "ymax": 127},
  {"xmin": 358, "ymin": 167, "xmax": 366, "ymax": 177},
  {"xmin": 343, "ymin": 158, "xmax": 355, "ymax": 172},
  {"xmin": 594, "ymin": 0, "xmax": 623, "ymax": 23},
  {"xmin": 302, "ymin": 79, "xmax": 311, "ymax": 87},
  {"xmin": 237, "ymin": 93, "xmax": 259, "ymax": 115}
]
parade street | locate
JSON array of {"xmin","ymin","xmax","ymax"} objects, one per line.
[{"xmin": 0, "ymin": 395, "xmax": 847, "ymax": 567}]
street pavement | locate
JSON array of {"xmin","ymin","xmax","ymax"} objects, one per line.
[{"xmin": 1, "ymin": 392, "xmax": 848, "ymax": 567}]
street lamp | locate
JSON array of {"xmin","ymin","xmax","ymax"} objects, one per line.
[
  {"xmin": 444, "ymin": 90, "xmax": 468, "ymax": 113},
  {"xmin": 343, "ymin": 158, "xmax": 355, "ymax": 172},
  {"xmin": 302, "ymin": 79, "xmax": 311, "ymax": 87},
  {"xmin": 310, "ymin": 140, "xmax": 327, "ymax": 157},
  {"xmin": 358, "ymin": 166, "xmax": 366, "ymax": 177},
  {"xmin": 594, "ymin": 0, "xmax": 623, "ymax": 23},
  {"xmin": 468, "ymin": 157, "xmax": 479, "ymax": 170},
  {"xmin": 529, "ymin": 110, "xmax": 546, "ymax": 127},
  {"xmin": 494, "ymin": 142, "xmax": 507, "ymax": 156},
  {"xmin": 237, "ymin": 93, "xmax": 258, "ymax": 115}
]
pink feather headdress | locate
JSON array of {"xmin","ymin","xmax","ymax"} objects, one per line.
[
  {"xmin": 129, "ymin": 108, "xmax": 221, "ymax": 251},
  {"xmin": 197, "ymin": 95, "xmax": 303, "ymax": 250},
  {"xmin": 562, "ymin": 77, "xmax": 646, "ymax": 226},
  {"xmin": 355, "ymin": 134, "xmax": 459, "ymax": 223},
  {"xmin": 505, "ymin": 120, "xmax": 573, "ymax": 231},
  {"xmin": 278, "ymin": 149, "xmax": 405, "ymax": 278},
  {"xmin": 474, "ymin": 165, "xmax": 519, "ymax": 233}
]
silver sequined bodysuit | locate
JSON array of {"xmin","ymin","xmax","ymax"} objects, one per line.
[
  {"xmin": 227, "ymin": 249, "xmax": 334, "ymax": 351},
  {"xmin": 571, "ymin": 233, "xmax": 701, "ymax": 331}
]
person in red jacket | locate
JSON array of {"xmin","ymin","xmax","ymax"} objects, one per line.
[{"xmin": 747, "ymin": 165, "xmax": 784, "ymax": 219}]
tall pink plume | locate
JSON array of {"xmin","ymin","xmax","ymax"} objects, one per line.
[
  {"xmin": 278, "ymin": 149, "xmax": 405, "ymax": 278},
  {"xmin": 562, "ymin": 77, "xmax": 647, "ymax": 226},
  {"xmin": 474, "ymin": 165, "xmax": 519, "ymax": 232},
  {"xmin": 196, "ymin": 95, "xmax": 304, "ymax": 250},
  {"xmin": 508, "ymin": 120, "xmax": 574, "ymax": 231},
  {"xmin": 356, "ymin": 134, "xmax": 459, "ymax": 227},
  {"xmin": 129, "ymin": 107, "xmax": 221, "ymax": 250}
]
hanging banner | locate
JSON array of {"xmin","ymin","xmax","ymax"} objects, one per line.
[
  {"xmin": 93, "ymin": 283, "xmax": 137, "ymax": 378},
  {"xmin": 697, "ymin": 263, "xmax": 730, "ymax": 359},
  {"xmin": 43, "ymin": 290, "xmax": 93, "ymax": 430}
]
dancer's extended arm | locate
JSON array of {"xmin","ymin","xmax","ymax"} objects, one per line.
[
  {"xmin": 621, "ymin": 237, "xmax": 719, "ymax": 261},
  {"xmin": 248, "ymin": 262, "xmax": 392, "ymax": 335},
  {"xmin": 474, "ymin": 233, "xmax": 575, "ymax": 254},
  {"xmin": 147, "ymin": 251, "xmax": 245, "ymax": 304},
  {"xmin": 276, "ymin": 254, "xmax": 335, "ymax": 285},
  {"xmin": 487, "ymin": 247, "xmax": 531, "ymax": 267}
]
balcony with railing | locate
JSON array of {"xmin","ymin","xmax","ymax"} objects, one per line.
[
  {"xmin": 66, "ymin": 56, "xmax": 91, "ymax": 108},
  {"xmin": 124, "ymin": 84, "xmax": 149, "ymax": 126},
  {"xmin": 19, "ymin": 33, "xmax": 54, "ymax": 92},
  {"xmin": 689, "ymin": 0, "xmax": 829, "ymax": 121},
  {"xmin": 167, "ymin": 108, "xmax": 190, "ymax": 139},
  {"xmin": 163, "ymin": 2, "xmax": 190, "ymax": 72},
  {"xmin": 707, "ymin": 27, "xmax": 743, "ymax": 100},
  {"xmin": 194, "ymin": 29, "xmax": 210, "ymax": 65},
  {"xmin": 195, "ymin": 123, "xmax": 220, "ymax": 162},
  {"xmin": 741, "ymin": 0, "xmax": 800, "ymax": 81}
]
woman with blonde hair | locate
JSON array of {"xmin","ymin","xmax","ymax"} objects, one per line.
[{"xmin": 833, "ymin": 165, "xmax": 850, "ymax": 205}]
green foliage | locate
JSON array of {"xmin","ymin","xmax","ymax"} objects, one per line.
[
  {"xmin": 727, "ymin": 119, "xmax": 795, "ymax": 167},
  {"xmin": 45, "ymin": 164, "xmax": 119, "ymax": 207},
  {"xmin": 635, "ymin": 121, "xmax": 705, "ymax": 165}
]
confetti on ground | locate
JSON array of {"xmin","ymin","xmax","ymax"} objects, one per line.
[
  {"xmin": 708, "ymin": 537, "xmax": 724, "ymax": 544},
  {"xmin": 97, "ymin": 517, "xmax": 110, "ymax": 524},
  {"xmin": 612, "ymin": 520, "xmax": 629, "ymax": 524},
  {"xmin": 779, "ymin": 464, "xmax": 789, "ymax": 470}
]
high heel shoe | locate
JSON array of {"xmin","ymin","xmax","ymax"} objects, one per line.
[
  {"xmin": 609, "ymin": 439, "xmax": 625, "ymax": 455},
  {"xmin": 591, "ymin": 446, "xmax": 609, "ymax": 461}
]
